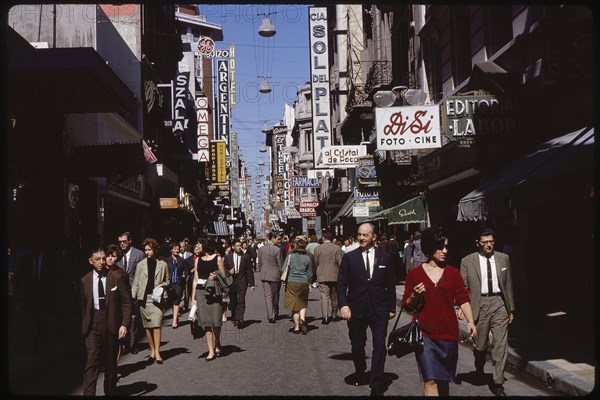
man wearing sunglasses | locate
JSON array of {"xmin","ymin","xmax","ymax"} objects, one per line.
[{"xmin": 460, "ymin": 228, "xmax": 515, "ymax": 396}]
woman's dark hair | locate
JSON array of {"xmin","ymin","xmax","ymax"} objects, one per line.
[
  {"xmin": 421, "ymin": 226, "xmax": 448, "ymax": 258},
  {"xmin": 105, "ymin": 244, "xmax": 122, "ymax": 259},
  {"xmin": 201, "ymin": 238, "xmax": 217, "ymax": 254}
]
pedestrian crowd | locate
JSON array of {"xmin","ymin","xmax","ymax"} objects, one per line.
[{"xmin": 8, "ymin": 223, "xmax": 514, "ymax": 397}]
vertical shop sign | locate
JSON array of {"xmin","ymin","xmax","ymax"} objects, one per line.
[
  {"xmin": 196, "ymin": 96, "xmax": 210, "ymax": 162},
  {"xmin": 230, "ymin": 131, "xmax": 240, "ymax": 207},
  {"xmin": 210, "ymin": 140, "xmax": 227, "ymax": 184},
  {"xmin": 309, "ymin": 7, "xmax": 331, "ymax": 168}
]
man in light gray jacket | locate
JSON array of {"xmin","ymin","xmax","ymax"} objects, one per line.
[
  {"xmin": 314, "ymin": 230, "xmax": 343, "ymax": 324},
  {"xmin": 257, "ymin": 232, "xmax": 282, "ymax": 323}
]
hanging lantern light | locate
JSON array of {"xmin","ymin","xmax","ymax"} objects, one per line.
[
  {"xmin": 261, "ymin": 121, "xmax": 271, "ymax": 133},
  {"xmin": 259, "ymin": 80, "xmax": 272, "ymax": 94},
  {"xmin": 258, "ymin": 15, "xmax": 276, "ymax": 37},
  {"xmin": 258, "ymin": 158, "xmax": 265, "ymax": 166},
  {"xmin": 259, "ymin": 143, "xmax": 267, "ymax": 153}
]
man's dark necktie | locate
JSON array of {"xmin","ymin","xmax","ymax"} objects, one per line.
[
  {"xmin": 123, "ymin": 254, "xmax": 127, "ymax": 269},
  {"xmin": 98, "ymin": 271, "xmax": 106, "ymax": 310},
  {"xmin": 366, "ymin": 250, "xmax": 371, "ymax": 279},
  {"xmin": 486, "ymin": 257, "xmax": 493, "ymax": 295}
]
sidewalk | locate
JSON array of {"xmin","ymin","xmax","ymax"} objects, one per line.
[{"xmin": 395, "ymin": 285, "xmax": 595, "ymax": 396}]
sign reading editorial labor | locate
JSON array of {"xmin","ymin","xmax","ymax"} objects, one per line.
[
  {"xmin": 309, "ymin": 6, "xmax": 331, "ymax": 168},
  {"xmin": 318, "ymin": 145, "xmax": 366, "ymax": 168},
  {"xmin": 444, "ymin": 95, "xmax": 522, "ymax": 140},
  {"xmin": 375, "ymin": 105, "xmax": 441, "ymax": 150}
]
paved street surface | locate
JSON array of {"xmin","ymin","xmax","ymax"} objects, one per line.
[{"xmin": 60, "ymin": 272, "xmax": 558, "ymax": 397}]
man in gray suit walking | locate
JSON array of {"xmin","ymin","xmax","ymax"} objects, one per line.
[
  {"xmin": 257, "ymin": 232, "xmax": 283, "ymax": 323},
  {"xmin": 313, "ymin": 229, "xmax": 343, "ymax": 324},
  {"xmin": 460, "ymin": 228, "xmax": 515, "ymax": 396},
  {"xmin": 116, "ymin": 231, "xmax": 145, "ymax": 354}
]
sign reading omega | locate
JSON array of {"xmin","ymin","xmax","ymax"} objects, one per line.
[{"xmin": 309, "ymin": 7, "xmax": 331, "ymax": 168}]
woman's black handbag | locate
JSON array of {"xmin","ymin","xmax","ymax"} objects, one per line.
[{"xmin": 387, "ymin": 305, "xmax": 424, "ymax": 358}]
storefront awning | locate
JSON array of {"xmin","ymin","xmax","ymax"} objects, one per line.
[
  {"xmin": 8, "ymin": 27, "xmax": 136, "ymax": 114},
  {"xmin": 385, "ymin": 196, "xmax": 428, "ymax": 225},
  {"xmin": 66, "ymin": 142, "xmax": 147, "ymax": 177},
  {"xmin": 457, "ymin": 126, "xmax": 594, "ymax": 221},
  {"xmin": 331, "ymin": 194, "xmax": 354, "ymax": 223}
]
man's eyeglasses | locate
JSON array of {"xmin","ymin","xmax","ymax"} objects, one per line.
[
  {"xmin": 118, "ymin": 240, "xmax": 129, "ymax": 243},
  {"xmin": 479, "ymin": 240, "xmax": 495, "ymax": 245}
]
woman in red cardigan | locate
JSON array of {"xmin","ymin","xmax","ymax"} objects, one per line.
[{"xmin": 402, "ymin": 226, "xmax": 477, "ymax": 396}]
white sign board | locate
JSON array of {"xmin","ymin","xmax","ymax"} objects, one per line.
[
  {"xmin": 375, "ymin": 105, "xmax": 441, "ymax": 150},
  {"xmin": 318, "ymin": 145, "xmax": 366, "ymax": 168}
]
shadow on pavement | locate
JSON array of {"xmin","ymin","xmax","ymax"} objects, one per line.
[{"xmin": 114, "ymin": 381, "xmax": 158, "ymax": 396}]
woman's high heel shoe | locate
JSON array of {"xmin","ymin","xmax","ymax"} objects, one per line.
[{"xmin": 300, "ymin": 319, "xmax": 308, "ymax": 335}]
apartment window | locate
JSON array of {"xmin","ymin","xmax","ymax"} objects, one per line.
[
  {"xmin": 423, "ymin": 37, "xmax": 442, "ymax": 104},
  {"xmin": 305, "ymin": 130, "xmax": 312, "ymax": 153},
  {"xmin": 450, "ymin": 5, "xmax": 472, "ymax": 85},
  {"xmin": 484, "ymin": 6, "xmax": 513, "ymax": 56}
]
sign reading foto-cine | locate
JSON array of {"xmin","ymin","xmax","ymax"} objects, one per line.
[{"xmin": 375, "ymin": 106, "xmax": 441, "ymax": 151}]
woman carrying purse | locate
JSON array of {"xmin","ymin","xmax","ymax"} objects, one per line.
[{"xmin": 281, "ymin": 237, "xmax": 314, "ymax": 334}]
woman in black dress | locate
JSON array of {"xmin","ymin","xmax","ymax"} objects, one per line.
[{"xmin": 191, "ymin": 238, "xmax": 226, "ymax": 361}]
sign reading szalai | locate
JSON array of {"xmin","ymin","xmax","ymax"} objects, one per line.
[
  {"xmin": 444, "ymin": 95, "xmax": 522, "ymax": 140},
  {"xmin": 292, "ymin": 175, "xmax": 320, "ymax": 188},
  {"xmin": 210, "ymin": 140, "xmax": 227, "ymax": 184},
  {"xmin": 375, "ymin": 105, "xmax": 441, "ymax": 150},
  {"xmin": 230, "ymin": 131, "xmax": 239, "ymax": 208},
  {"xmin": 195, "ymin": 97, "xmax": 210, "ymax": 162},
  {"xmin": 172, "ymin": 72, "xmax": 190, "ymax": 136},
  {"xmin": 318, "ymin": 145, "xmax": 366, "ymax": 168},
  {"xmin": 216, "ymin": 59, "xmax": 230, "ymax": 145},
  {"xmin": 309, "ymin": 6, "xmax": 331, "ymax": 168}
]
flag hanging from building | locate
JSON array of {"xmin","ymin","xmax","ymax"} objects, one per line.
[{"xmin": 142, "ymin": 139, "xmax": 158, "ymax": 164}]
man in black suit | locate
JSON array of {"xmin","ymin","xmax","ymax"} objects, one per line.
[
  {"xmin": 337, "ymin": 222, "xmax": 397, "ymax": 397},
  {"xmin": 225, "ymin": 239, "xmax": 256, "ymax": 328}
]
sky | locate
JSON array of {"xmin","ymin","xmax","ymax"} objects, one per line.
[{"xmin": 198, "ymin": 4, "xmax": 311, "ymax": 172}]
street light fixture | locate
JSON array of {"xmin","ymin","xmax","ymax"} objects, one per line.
[
  {"xmin": 258, "ymin": 13, "xmax": 276, "ymax": 37},
  {"xmin": 259, "ymin": 77, "xmax": 272, "ymax": 94},
  {"xmin": 261, "ymin": 121, "xmax": 271, "ymax": 133}
]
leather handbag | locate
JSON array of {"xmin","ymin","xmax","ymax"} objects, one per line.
[{"xmin": 387, "ymin": 305, "xmax": 424, "ymax": 358}]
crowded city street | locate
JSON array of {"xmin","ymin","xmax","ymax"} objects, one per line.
[{"xmin": 6, "ymin": 3, "xmax": 595, "ymax": 398}]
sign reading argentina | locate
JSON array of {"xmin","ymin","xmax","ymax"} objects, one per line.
[{"xmin": 292, "ymin": 175, "xmax": 320, "ymax": 188}]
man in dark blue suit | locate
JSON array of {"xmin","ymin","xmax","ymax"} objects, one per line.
[{"xmin": 337, "ymin": 222, "xmax": 397, "ymax": 397}]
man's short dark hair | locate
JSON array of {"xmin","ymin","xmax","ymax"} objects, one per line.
[
  {"xmin": 479, "ymin": 227, "xmax": 495, "ymax": 238},
  {"xmin": 268, "ymin": 232, "xmax": 280, "ymax": 240},
  {"xmin": 119, "ymin": 231, "xmax": 132, "ymax": 240},
  {"xmin": 322, "ymin": 230, "xmax": 333, "ymax": 241}
]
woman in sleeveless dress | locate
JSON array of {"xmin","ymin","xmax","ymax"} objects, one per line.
[{"xmin": 191, "ymin": 238, "xmax": 226, "ymax": 361}]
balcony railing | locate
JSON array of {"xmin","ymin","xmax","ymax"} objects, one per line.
[{"xmin": 364, "ymin": 61, "xmax": 393, "ymax": 95}]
